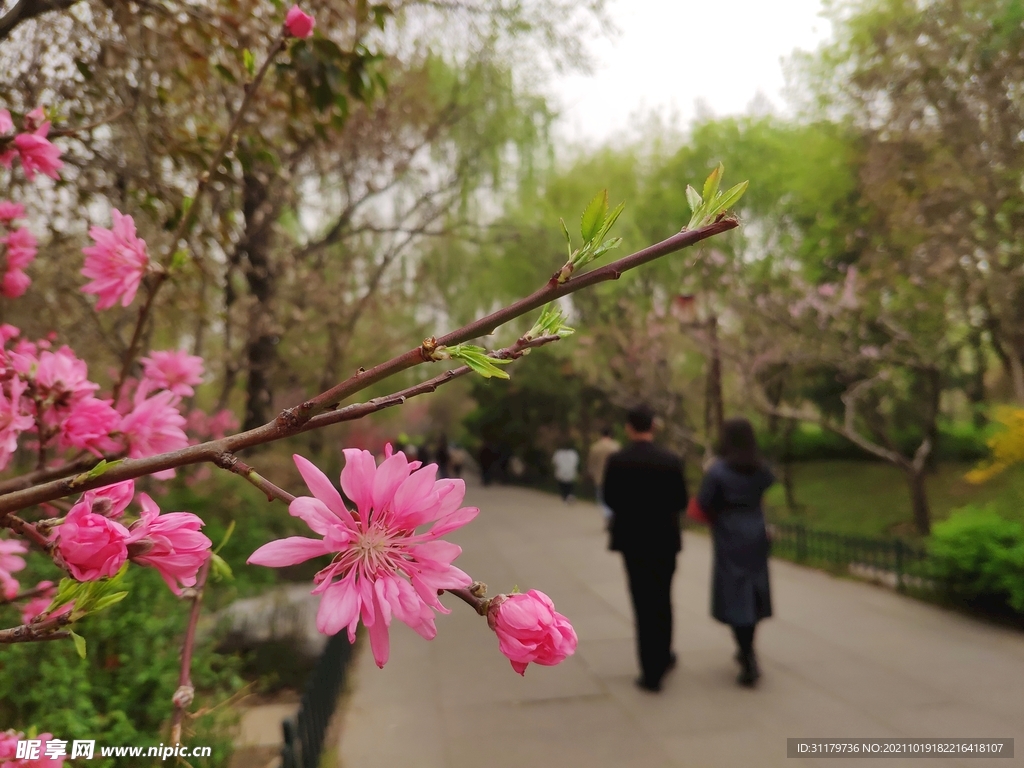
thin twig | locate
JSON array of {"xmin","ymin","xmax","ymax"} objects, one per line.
[
  {"xmin": 0, "ymin": 612, "xmax": 72, "ymax": 644},
  {"xmin": 0, "ymin": 221, "xmax": 735, "ymax": 515},
  {"xmin": 213, "ymin": 454, "xmax": 295, "ymax": 504},
  {"xmin": 169, "ymin": 558, "xmax": 211, "ymax": 744}
]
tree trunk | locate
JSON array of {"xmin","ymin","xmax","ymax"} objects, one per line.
[
  {"xmin": 238, "ymin": 168, "xmax": 279, "ymax": 432},
  {"xmin": 965, "ymin": 326, "xmax": 988, "ymax": 427},
  {"xmin": 781, "ymin": 419, "xmax": 799, "ymax": 512},
  {"xmin": 905, "ymin": 464, "xmax": 931, "ymax": 536},
  {"xmin": 704, "ymin": 314, "xmax": 724, "ymax": 451}
]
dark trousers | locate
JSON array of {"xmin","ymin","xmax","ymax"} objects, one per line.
[
  {"xmin": 557, "ymin": 481, "xmax": 574, "ymax": 500},
  {"xmin": 623, "ymin": 550, "xmax": 677, "ymax": 685},
  {"xmin": 731, "ymin": 624, "xmax": 756, "ymax": 657}
]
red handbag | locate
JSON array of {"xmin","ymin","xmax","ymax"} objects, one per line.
[{"xmin": 686, "ymin": 497, "xmax": 709, "ymax": 525}]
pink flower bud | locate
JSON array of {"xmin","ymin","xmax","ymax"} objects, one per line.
[
  {"xmin": 486, "ymin": 589, "xmax": 578, "ymax": 675},
  {"xmin": 285, "ymin": 5, "xmax": 315, "ymax": 38},
  {"xmin": 56, "ymin": 502, "xmax": 130, "ymax": 580},
  {"xmin": 127, "ymin": 493, "xmax": 211, "ymax": 595}
]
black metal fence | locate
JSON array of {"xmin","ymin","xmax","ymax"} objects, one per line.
[
  {"xmin": 281, "ymin": 631, "xmax": 353, "ymax": 768},
  {"xmin": 768, "ymin": 522, "xmax": 933, "ymax": 592}
]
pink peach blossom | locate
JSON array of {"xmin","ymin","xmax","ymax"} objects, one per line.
[
  {"xmin": 119, "ymin": 386, "xmax": 188, "ymax": 469},
  {"xmin": 2, "ymin": 226, "xmax": 36, "ymax": 298},
  {"xmin": 127, "ymin": 493, "xmax": 211, "ymax": 594},
  {"xmin": 81, "ymin": 209, "xmax": 150, "ymax": 310},
  {"xmin": 141, "ymin": 350, "xmax": 204, "ymax": 396},
  {"xmin": 0, "ymin": 201, "xmax": 25, "ymax": 224},
  {"xmin": 32, "ymin": 347, "xmax": 99, "ymax": 431},
  {"xmin": 58, "ymin": 396, "xmax": 121, "ymax": 455},
  {"xmin": 0, "ymin": 730, "xmax": 66, "ymax": 767},
  {"xmin": 2, "ymin": 269, "xmax": 30, "ymax": 298},
  {"xmin": 0, "ymin": 538, "xmax": 28, "ymax": 600},
  {"xmin": 0, "ymin": 110, "xmax": 12, "ymax": 135},
  {"xmin": 285, "ymin": 5, "xmax": 315, "ymax": 37},
  {"xmin": 23, "ymin": 107, "xmax": 46, "ymax": 132},
  {"xmin": 19, "ymin": 580, "xmax": 57, "ymax": 624},
  {"xmin": 248, "ymin": 446, "xmax": 478, "ymax": 668},
  {"xmin": 486, "ymin": 589, "xmax": 578, "ymax": 675},
  {"xmin": 56, "ymin": 501, "xmax": 130, "ymax": 581},
  {"xmin": 0, "ymin": 377, "xmax": 33, "ymax": 471},
  {"xmin": 14, "ymin": 125, "xmax": 63, "ymax": 181}
]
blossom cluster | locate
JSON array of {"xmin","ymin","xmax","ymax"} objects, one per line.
[
  {"xmin": 54, "ymin": 480, "xmax": 211, "ymax": 594},
  {"xmin": 0, "ymin": 730, "xmax": 64, "ymax": 767},
  {"xmin": 0, "ymin": 107, "xmax": 63, "ymax": 182}
]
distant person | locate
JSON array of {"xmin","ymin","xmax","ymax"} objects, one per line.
[
  {"xmin": 418, "ymin": 442, "xmax": 433, "ymax": 466},
  {"xmin": 603, "ymin": 405, "xmax": 687, "ymax": 692},
  {"xmin": 435, "ymin": 436, "xmax": 451, "ymax": 478},
  {"xmin": 588, "ymin": 427, "xmax": 621, "ymax": 525},
  {"xmin": 694, "ymin": 417, "xmax": 774, "ymax": 687},
  {"xmin": 479, "ymin": 442, "xmax": 500, "ymax": 486},
  {"xmin": 552, "ymin": 443, "xmax": 580, "ymax": 502},
  {"xmin": 450, "ymin": 444, "xmax": 467, "ymax": 478}
]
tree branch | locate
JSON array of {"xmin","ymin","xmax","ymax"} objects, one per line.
[{"xmin": 169, "ymin": 558, "xmax": 210, "ymax": 744}]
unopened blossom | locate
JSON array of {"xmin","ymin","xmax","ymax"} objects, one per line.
[
  {"xmin": 285, "ymin": 5, "xmax": 315, "ymax": 37},
  {"xmin": 119, "ymin": 386, "xmax": 188, "ymax": 474},
  {"xmin": 81, "ymin": 209, "xmax": 150, "ymax": 310},
  {"xmin": 0, "ymin": 538, "xmax": 27, "ymax": 599},
  {"xmin": 486, "ymin": 589, "xmax": 578, "ymax": 675},
  {"xmin": 14, "ymin": 124, "xmax": 63, "ymax": 181},
  {"xmin": 0, "ymin": 201, "xmax": 24, "ymax": 224},
  {"xmin": 58, "ymin": 396, "xmax": 121, "ymax": 455},
  {"xmin": 23, "ymin": 107, "xmax": 45, "ymax": 132},
  {"xmin": 141, "ymin": 350, "xmax": 204, "ymax": 397},
  {"xmin": 56, "ymin": 501, "xmax": 130, "ymax": 581},
  {"xmin": 127, "ymin": 493, "xmax": 211, "ymax": 594},
  {"xmin": 248, "ymin": 447, "xmax": 479, "ymax": 668},
  {"xmin": 0, "ymin": 377, "xmax": 33, "ymax": 470}
]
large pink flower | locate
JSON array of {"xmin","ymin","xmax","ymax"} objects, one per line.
[
  {"xmin": 55, "ymin": 501, "xmax": 130, "ymax": 581},
  {"xmin": 285, "ymin": 5, "xmax": 315, "ymax": 37},
  {"xmin": 248, "ymin": 447, "xmax": 479, "ymax": 668},
  {"xmin": 58, "ymin": 396, "xmax": 121, "ymax": 455},
  {"xmin": 140, "ymin": 350, "xmax": 204, "ymax": 397},
  {"xmin": 119, "ymin": 386, "xmax": 188, "ymax": 474},
  {"xmin": 81, "ymin": 209, "xmax": 149, "ymax": 310},
  {"xmin": 486, "ymin": 589, "xmax": 578, "ymax": 675},
  {"xmin": 0, "ymin": 538, "xmax": 28, "ymax": 600},
  {"xmin": 127, "ymin": 493, "xmax": 211, "ymax": 595},
  {"xmin": 0, "ymin": 730, "xmax": 67, "ymax": 767},
  {"xmin": 14, "ymin": 124, "xmax": 63, "ymax": 181}
]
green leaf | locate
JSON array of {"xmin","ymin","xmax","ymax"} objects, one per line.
[
  {"xmin": 181, "ymin": 196, "xmax": 194, "ymax": 218},
  {"xmin": 558, "ymin": 217, "xmax": 573, "ymax": 258},
  {"xmin": 48, "ymin": 578, "xmax": 82, "ymax": 612},
  {"xmin": 169, "ymin": 249, "xmax": 189, "ymax": 272},
  {"xmin": 702, "ymin": 162, "xmax": 723, "ymax": 204},
  {"xmin": 685, "ymin": 185, "xmax": 702, "ymax": 212},
  {"xmin": 448, "ymin": 345, "xmax": 514, "ymax": 379},
  {"xmin": 594, "ymin": 200, "xmax": 625, "ymax": 244},
  {"xmin": 214, "ymin": 520, "xmax": 236, "ymax": 555},
  {"xmin": 243, "ymin": 49, "xmax": 256, "ymax": 77},
  {"xmin": 70, "ymin": 630, "xmax": 86, "ymax": 659},
  {"xmin": 709, "ymin": 180, "xmax": 749, "ymax": 218},
  {"xmin": 580, "ymin": 190, "xmax": 608, "ymax": 242},
  {"xmin": 210, "ymin": 553, "xmax": 233, "ymax": 581},
  {"xmin": 90, "ymin": 591, "xmax": 129, "ymax": 613}
]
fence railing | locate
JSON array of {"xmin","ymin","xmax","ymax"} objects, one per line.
[
  {"xmin": 767, "ymin": 521, "xmax": 933, "ymax": 592},
  {"xmin": 280, "ymin": 631, "xmax": 353, "ymax": 768}
]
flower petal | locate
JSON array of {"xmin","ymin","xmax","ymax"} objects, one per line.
[
  {"xmin": 316, "ymin": 576, "xmax": 360, "ymax": 636},
  {"xmin": 294, "ymin": 454, "xmax": 352, "ymax": 522},
  {"xmin": 340, "ymin": 448, "xmax": 376, "ymax": 517},
  {"xmin": 368, "ymin": 587, "xmax": 391, "ymax": 668},
  {"xmin": 429, "ymin": 506, "xmax": 479, "ymax": 537},
  {"xmin": 371, "ymin": 451, "xmax": 410, "ymax": 515},
  {"xmin": 247, "ymin": 536, "xmax": 328, "ymax": 567}
]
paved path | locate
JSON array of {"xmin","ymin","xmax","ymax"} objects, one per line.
[{"xmin": 338, "ymin": 483, "xmax": 1024, "ymax": 768}]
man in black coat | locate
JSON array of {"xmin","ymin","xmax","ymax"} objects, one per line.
[{"xmin": 602, "ymin": 405, "xmax": 688, "ymax": 692}]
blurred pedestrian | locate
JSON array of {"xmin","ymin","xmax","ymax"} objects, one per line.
[
  {"xmin": 693, "ymin": 416, "xmax": 774, "ymax": 687},
  {"xmin": 603, "ymin": 405, "xmax": 687, "ymax": 693},
  {"xmin": 479, "ymin": 442, "xmax": 500, "ymax": 486},
  {"xmin": 588, "ymin": 427, "xmax": 621, "ymax": 526},
  {"xmin": 552, "ymin": 442, "xmax": 580, "ymax": 502},
  {"xmin": 450, "ymin": 444, "xmax": 467, "ymax": 478}
]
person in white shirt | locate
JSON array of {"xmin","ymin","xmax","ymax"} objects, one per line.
[{"xmin": 552, "ymin": 444, "xmax": 580, "ymax": 502}]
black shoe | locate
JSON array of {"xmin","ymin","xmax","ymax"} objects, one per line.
[
  {"xmin": 635, "ymin": 676, "xmax": 661, "ymax": 693},
  {"xmin": 737, "ymin": 652, "xmax": 760, "ymax": 687},
  {"xmin": 666, "ymin": 652, "xmax": 678, "ymax": 671}
]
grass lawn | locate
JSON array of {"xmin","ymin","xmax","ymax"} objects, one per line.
[{"xmin": 763, "ymin": 460, "xmax": 1024, "ymax": 540}]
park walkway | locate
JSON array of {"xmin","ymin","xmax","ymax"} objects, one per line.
[{"xmin": 338, "ymin": 482, "xmax": 1024, "ymax": 768}]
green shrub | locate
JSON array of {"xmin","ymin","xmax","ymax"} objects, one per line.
[
  {"xmin": 759, "ymin": 422, "xmax": 991, "ymax": 463},
  {"xmin": 929, "ymin": 505, "xmax": 1024, "ymax": 613}
]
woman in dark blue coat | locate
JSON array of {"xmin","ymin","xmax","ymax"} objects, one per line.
[{"xmin": 696, "ymin": 417, "xmax": 774, "ymax": 687}]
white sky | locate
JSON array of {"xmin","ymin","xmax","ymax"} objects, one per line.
[{"xmin": 550, "ymin": 0, "xmax": 832, "ymax": 145}]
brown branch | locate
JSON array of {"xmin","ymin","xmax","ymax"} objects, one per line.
[
  {"xmin": 0, "ymin": 611, "xmax": 72, "ymax": 644},
  {"xmin": 0, "ymin": 0, "xmax": 79, "ymax": 41},
  {"xmin": 0, "ymin": 451, "xmax": 121, "ymax": 495},
  {"xmin": 213, "ymin": 454, "xmax": 295, "ymax": 504},
  {"xmin": 443, "ymin": 581, "xmax": 489, "ymax": 616},
  {"xmin": 169, "ymin": 558, "xmax": 210, "ymax": 744},
  {"xmin": 0, "ymin": 222, "xmax": 734, "ymax": 515}
]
